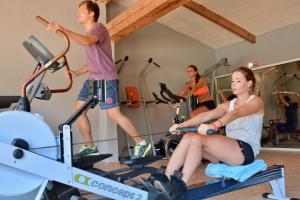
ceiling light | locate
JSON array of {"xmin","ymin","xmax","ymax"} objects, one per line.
[{"xmin": 247, "ymin": 62, "xmax": 258, "ymax": 69}]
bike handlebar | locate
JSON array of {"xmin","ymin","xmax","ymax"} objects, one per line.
[
  {"xmin": 152, "ymin": 92, "xmax": 168, "ymax": 104},
  {"xmin": 159, "ymin": 83, "xmax": 186, "ymax": 103}
]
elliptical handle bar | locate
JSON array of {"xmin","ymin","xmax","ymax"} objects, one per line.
[
  {"xmin": 176, "ymin": 127, "xmax": 216, "ymax": 135},
  {"xmin": 159, "ymin": 83, "xmax": 186, "ymax": 103},
  {"xmin": 36, "ymin": 16, "xmax": 64, "ymax": 37},
  {"xmin": 21, "ymin": 16, "xmax": 72, "ymax": 97}
]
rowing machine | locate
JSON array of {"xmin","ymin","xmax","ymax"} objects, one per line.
[{"xmin": 174, "ymin": 127, "xmax": 297, "ymax": 200}]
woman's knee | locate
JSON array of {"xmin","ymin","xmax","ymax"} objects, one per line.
[
  {"xmin": 182, "ymin": 133, "xmax": 193, "ymax": 140},
  {"xmin": 178, "ymin": 134, "xmax": 192, "ymax": 146},
  {"xmin": 190, "ymin": 134, "xmax": 203, "ymax": 147},
  {"xmin": 181, "ymin": 133, "xmax": 202, "ymax": 145},
  {"xmin": 189, "ymin": 111, "xmax": 196, "ymax": 118},
  {"xmin": 190, "ymin": 107, "xmax": 207, "ymax": 118}
]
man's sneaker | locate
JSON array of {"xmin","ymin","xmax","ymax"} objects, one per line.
[
  {"xmin": 132, "ymin": 140, "xmax": 152, "ymax": 158},
  {"xmin": 74, "ymin": 145, "xmax": 100, "ymax": 158}
]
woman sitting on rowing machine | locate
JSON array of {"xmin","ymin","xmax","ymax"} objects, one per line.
[{"xmin": 152, "ymin": 66, "xmax": 264, "ymax": 200}]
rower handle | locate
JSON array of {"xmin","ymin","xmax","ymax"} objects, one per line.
[{"xmin": 176, "ymin": 127, "xmax": 216, "ymax": 135}]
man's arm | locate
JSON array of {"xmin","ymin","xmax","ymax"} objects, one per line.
[
  {"xmin": 277, "ymin": 93, "xmax": 289, "ymax": 107},
  {"xmin": 75, "ymin": 65, "xmax": 89, "ymax": 76},
  {"xmin": 67, "ymin": 65, "xmax": 89, "ymax": 78},
  {"xmin": 47, "ymin": 23, "xmax": 98, "ymax": 46},
  {"xmin": 63, "ymin": 28, "xmax": 98, "ymax": 46}
]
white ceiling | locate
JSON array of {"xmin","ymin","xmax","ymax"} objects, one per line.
[{"xmin": 112, "ymin": 0, "xmax": 300, "ymax": 49}]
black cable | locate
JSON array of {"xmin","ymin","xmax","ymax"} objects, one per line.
[
  {"xmin": 28, "ymin": 131, "xmax": 170, "ymax": 151},
  {"xmin": 28, "ymin": 128, "xmax": 216, "ymax": 151}
]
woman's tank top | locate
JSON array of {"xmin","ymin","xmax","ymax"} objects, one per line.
[{"xmin": 225, "ymin": 95, "xmax": 264, "ymax": 156}]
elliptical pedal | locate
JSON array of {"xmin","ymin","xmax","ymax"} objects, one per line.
[
  {"xmin": 73, "ymin": 154, "xmax": 113, "ymax": 169},
  {"xmin": 120, "ymin": 155, "xmax": 163, "ymax": 167}
]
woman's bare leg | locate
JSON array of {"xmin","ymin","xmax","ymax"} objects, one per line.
[
  {"xmin": 181, "ymin": 134, "xmax": 245, "ymax": 183},
  {"xmin": 164, "ymin": 134, "xmax": 194, "ymax": 178},
  {"xmin": 190, "ymin": 106, "xmax": 209, "ymax": 118}
]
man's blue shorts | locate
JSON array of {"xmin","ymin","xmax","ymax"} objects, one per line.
[{"xmin": 78, "ymin": 79, "xmax": 120, "ymax": 110}]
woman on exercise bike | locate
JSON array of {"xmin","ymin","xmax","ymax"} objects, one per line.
[
  {"xmin": 179, "ymin": 65, "xmax": 215, "ymax": 118},
  {"xmin": 154, "ymin": 66, "xmax": 264, "ymax": 200}
]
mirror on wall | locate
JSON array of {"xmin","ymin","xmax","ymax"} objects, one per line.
[{"xmin": 215, "ymin": 59, "xmax": 300, "ymax": 149}]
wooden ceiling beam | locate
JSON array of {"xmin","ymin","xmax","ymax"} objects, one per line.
[
  {"xmin": 184, "ymin": 1, "xmax": 256, "ymax": 43},
  {"xmin": 106, "ymin": 0, "xmax": 191, "ymax": 42},
  {"xmin": 95, "ymin": 0, "xmax": 112, "ymax": 4}
]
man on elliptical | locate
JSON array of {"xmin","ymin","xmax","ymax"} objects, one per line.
[{"xmin": 47, "ymin": 0, "xmax": 151, "ymax": 158}]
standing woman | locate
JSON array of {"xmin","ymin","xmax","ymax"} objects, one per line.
[{"xmin": 179, "ymin": 65, "xmax": 216, "ymax": 118}]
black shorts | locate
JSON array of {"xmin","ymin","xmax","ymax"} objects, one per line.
[
  {"xmin": 236, "ymin": 140, "xmax": 255, "ymax": 165},
  {"xmin": 196, "ymin": 100, "xmax": 216, "ymax": 110}
]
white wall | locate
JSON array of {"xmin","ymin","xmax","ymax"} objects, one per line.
[{"xmin": 215, "ymin": 22, "xmax": 300, "ymax": 71}]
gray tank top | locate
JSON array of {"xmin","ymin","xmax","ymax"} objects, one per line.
[{"xmin": 225, "ymin": 95, "xmax": 264, "ymax": 156}]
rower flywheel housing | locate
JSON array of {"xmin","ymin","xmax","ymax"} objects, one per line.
[{"xmin": 0, "ymin": 111, "xmax": 59, "ymax": 199}]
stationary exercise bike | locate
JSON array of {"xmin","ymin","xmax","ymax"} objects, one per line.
[{"xmin": 152, "ymin": 83, "xmax": 187, "ymax": 158}]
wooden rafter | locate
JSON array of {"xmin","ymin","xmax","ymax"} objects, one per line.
[
  {"xmin": 95, "ymin": 0, "xmax": 112, "ymax": 4},
  {"xmin": 184, "ymin": 1, "xmax": 256, "ymax": 43},
  {"xmin": 106, "ymin": 0, "xmax": 191, "ymax": 42}
]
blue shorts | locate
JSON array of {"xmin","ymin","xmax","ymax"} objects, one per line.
[{"xmin": 78, "ymin": 79, "xmax": 120, "ymax": 110}]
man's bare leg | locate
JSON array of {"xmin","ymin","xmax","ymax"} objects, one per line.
[
  {"xmin": 106, "ymin": 106, "xmax": 142, "ymax": 144},
  {"xmin": 74, "ymin": 100, "xmax": 94, "ymax": 147}
]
